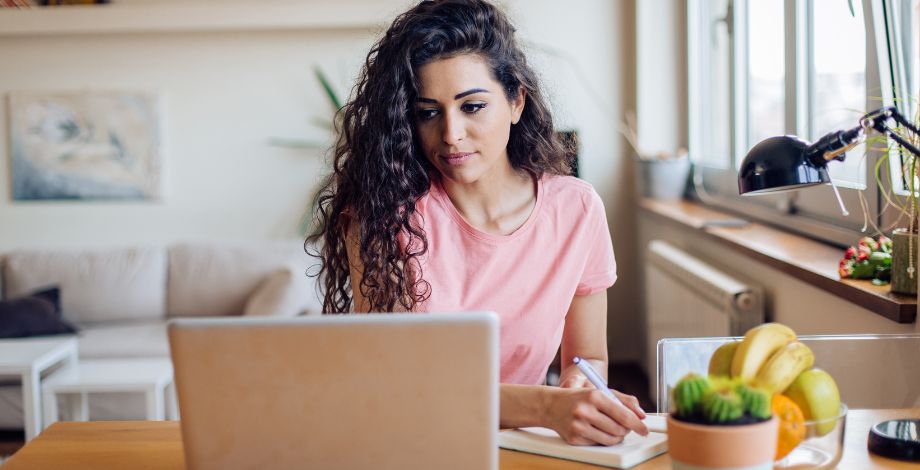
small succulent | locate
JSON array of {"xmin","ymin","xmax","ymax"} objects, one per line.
[{"xmin": 671, "ymin": 373, "xmax": 773, "ymax": 424}]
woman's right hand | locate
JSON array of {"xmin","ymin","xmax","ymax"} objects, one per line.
[{"xmin": 543, "ymin": 387, "xmax": 649, "ymax": 446}]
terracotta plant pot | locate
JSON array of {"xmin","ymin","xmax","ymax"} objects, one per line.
[{"xmin": 667, "ymin": 415, "xmax": 778, "ymax": 470}]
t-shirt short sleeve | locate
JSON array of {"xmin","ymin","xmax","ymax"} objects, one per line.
[{"xmin": 575, "ymin": 190, "xmax": 617, "ymax": 296}]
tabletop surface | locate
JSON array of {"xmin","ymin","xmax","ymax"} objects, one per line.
[
  {"xmin": 0, "ymin": 337, "xmax": 76, "ymax": 370},
  {"xmin": 43, "ymin": 358, "xmax": 174, "ymax": 388},
  {"xmin": 4, "ymin": 409, "xmax": 920, "ymax": 469}
]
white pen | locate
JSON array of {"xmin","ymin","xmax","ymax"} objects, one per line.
[{"xmin": 572, "ymin": 356, "xmax": 625, "ymax": 406}]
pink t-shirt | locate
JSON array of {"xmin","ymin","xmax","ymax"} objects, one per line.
[{"xmin": 413, "ymin": 174, "xmax": 617, "ymax": 385}]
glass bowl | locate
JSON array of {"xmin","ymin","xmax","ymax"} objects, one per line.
[{"xmin": 774, "ymin": 403, "xmax": 847, "ymax": 469}]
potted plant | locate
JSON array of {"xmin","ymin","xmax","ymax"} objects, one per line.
[
  {"xmin": 620, "ymin": 111, "xmax": 690, "ymax": 201},
  {"xmin": 861, "ymin": 105, "xmax": 920, "ymax": 294},
  {"xmin": 667, "ymin": 323, "xmax": 846, "ymax": 470},
  {"xmin": 838, "ymin": 235, "xmax": 892, "ymax": 286},
  {"xmin": 667, "ymin": 374, "xmax": 778, "ymax": 469}
]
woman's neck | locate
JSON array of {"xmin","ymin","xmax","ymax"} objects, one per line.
[{"xmin": 438, "ymin": 163, "xmax": 537, "ymax": 236}]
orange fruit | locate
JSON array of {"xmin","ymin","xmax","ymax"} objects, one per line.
[{"xmin": 772, "ymin": 394, "xmax": 806, "ymax": 460}]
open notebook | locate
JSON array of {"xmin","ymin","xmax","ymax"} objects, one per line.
[{"xmin": 499, "ymin": 416, "xmax": 668, "ymax": 469}]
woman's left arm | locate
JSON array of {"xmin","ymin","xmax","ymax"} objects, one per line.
[
  {"xmin": 558, "ymin": 291, "xmax": 609, "ymax": 388},
  {"xmin": 557, "ymin": 291, "xmax": 644, "ymax": 414}
]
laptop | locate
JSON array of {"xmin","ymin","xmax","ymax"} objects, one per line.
[{"xmin": 168, "ymin": 312, "xmax": 499, "ymax": 470}]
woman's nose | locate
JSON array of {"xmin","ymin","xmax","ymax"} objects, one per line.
[{"xmin": 441, "ymin": 110, "xmax": 466, "ymax": 146}]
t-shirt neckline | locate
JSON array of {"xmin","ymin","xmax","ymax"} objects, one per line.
[{"xmin": 430, "ymin": 173, "xmax": 545, "ymax": 244}]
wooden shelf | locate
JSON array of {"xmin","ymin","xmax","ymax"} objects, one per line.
[
  {"xmin": 0, "ymin": 2, "xmax": 391, "ymax": 36},
  {"xmin": 639, "ymin": 197, "xmax": 917, "ymax": 324}
]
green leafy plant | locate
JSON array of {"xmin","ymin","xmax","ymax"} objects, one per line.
[
  {"xmin": 272, "ymin": 65, "xmax": 343, "ymax": 236},
  {"xmin": 851, "ymin": 103, "xmax": 920, "ymax": 292},
  {"xmin": 838, "ymin": 236, "xmax": 892, "ymax": 285},
  {"xmin": 868, "ymin": 106, "xmax": 920, "ymax": 236},
  {"xmin": 268, "ymin": 66, "xmax": 343, "ymax": 150}
]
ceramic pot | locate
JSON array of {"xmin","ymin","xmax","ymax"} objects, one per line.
[
  {"xmin": 667, "ymin": 415, "xmax": 778, "ymax": 470},
  {"xmin": 891, "ymin": 228, "xmax": 918, "ymax": 295},
  {"xmin": 636, "ymin": 157, "xmax": 691, "ymax": 200}
]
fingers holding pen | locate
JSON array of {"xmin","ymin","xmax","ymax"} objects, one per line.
[
  {"xmin": 550, "ymin": 388, "xmax": 628, "ymax": 446},
  {"xmin": 565, "ymin": 357, "xmax": 649, "ymax": 440},
  {"xmin": 593, "ymin": 390, "xmax": 648, "ymax": 437}
]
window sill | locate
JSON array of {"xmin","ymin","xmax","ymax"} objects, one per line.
[{"xmin": 639, "ymin": 197, "xmax": 917, "ymax": 324}]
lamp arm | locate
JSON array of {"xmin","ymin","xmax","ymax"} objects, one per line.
[
  {"xmin": 806, "ymin": 125, "xmax": 865, "ymax": 165},
  {"xmin": 884, "ymin": 131, "xmax": 920, "ymax": 160},
  {"xmin": 884, "ymin": 107, "xmax": 920, "ymax": 137},
  {"xmin": 864, "ymin": 107, "xmax": 920, "ymax": 160}
]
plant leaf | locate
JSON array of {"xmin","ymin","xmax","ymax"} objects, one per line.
[
  {"xmin": 847, "ymin": 0, "xmax": 855, "ymax": 17},
  {"xmin": 314, "ymin": 66, "xmax": 343, "ymax": 112}
]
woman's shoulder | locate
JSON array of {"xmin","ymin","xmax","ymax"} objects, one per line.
[{"xmin": 541, "ymin": 174, "xmax": 603, "ymax": 211}]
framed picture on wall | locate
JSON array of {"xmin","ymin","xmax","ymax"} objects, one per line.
[{"xmin": 8, "ymin": 90, "xmax": 161, "ymax": 201}]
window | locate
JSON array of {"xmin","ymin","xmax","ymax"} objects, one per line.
[
  {"xmin": 746, "ymin": 0, "xmax": 785, "ymax": 154},
  {"xmin": 884, "ymin": 0, "xmax": 920, "ymax": 199},
  {"xmin": 688, "ymin": 0, "xmax": 918, "ymax": 246},
  {"xmin": 811, "ymin": 0, "xmax": 867, "ymax": 188},
  {"xmin": 689, "ymin": 0, "xmax": 733, "ymax": 169}
]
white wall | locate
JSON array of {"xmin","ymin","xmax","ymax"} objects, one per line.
[
  {"xmin": 0, "ymin": 25, "xmax": 382, "ymax": 249},
  {"xmin": 0, "ymin": 1, "xmax": 640, "ymax": 357}
]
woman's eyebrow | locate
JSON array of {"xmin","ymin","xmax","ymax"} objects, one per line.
[
  {"xmin": 454, "ymin": 88, "xmax": 489, "ymax": 99},
  {"xmin": 416, "ymin": 88, "xmax": 490, "ymax": 103}
]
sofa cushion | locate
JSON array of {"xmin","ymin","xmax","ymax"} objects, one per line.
[
  {"xmin": 243, "ymin": 267, "xmax": 304, "ymax": 317},
  {"xmin": 76, "ymin": 321, "xmax": 169, "ymax": 359},
  {"xmin": 2, "ymin": 248, "xmax": 167, "ymax": 324},
  {"xmin": 167, "ymin": 241, "xmax": 320, "ymax": 317}
]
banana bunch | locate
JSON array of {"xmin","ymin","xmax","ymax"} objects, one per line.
[
  {"xmin": 707, "ymin": 322, "xmax": 815, "ymax": 395},
  {"xmin": 753, "ymin": 341, "xmax": 814, "ymax": 394}
]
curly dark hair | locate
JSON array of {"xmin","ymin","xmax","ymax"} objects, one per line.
[{"xmin": 307, "ymin": 0, "xmax": 573, "ymax": 313}]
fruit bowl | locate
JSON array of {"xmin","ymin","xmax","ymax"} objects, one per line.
[{"xmin": 774, "ymin": 403, "xmax": 847, "ymax": 469}]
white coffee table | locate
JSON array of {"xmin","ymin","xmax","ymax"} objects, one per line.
[
  {"xmin": 41, "ymin": 358, "xmax": 175, "ymax": 428},
  {"xmin": 0, "ymin": 336, "xmax": 78, "ymax": 441}
]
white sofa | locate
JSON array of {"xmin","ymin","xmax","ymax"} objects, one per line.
[{"xmin": 0, "ymin": 241, "xmax": 322, "ymax": 429}]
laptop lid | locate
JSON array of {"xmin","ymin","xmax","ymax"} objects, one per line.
[{"xmin": 168, "ymin": 312, "xmax": 499, "ymax": 470}]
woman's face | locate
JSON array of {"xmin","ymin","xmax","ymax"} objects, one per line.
[{"xmin": 414, "ymin": 53, "xmax": 525, "ymax": 185}]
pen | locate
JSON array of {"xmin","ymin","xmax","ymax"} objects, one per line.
[{"xmin": 572, "ymin": 356, "xmax": 624, "ymax": 406}]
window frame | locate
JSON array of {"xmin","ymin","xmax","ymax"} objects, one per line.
[{"xmin": 686, "ymin": 0, "xmax": 912, "ymax": 247}]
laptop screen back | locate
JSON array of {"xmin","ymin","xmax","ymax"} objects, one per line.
[{"xmin": 168, "ymin": 312, "xmax": 499, "ymax": 470}]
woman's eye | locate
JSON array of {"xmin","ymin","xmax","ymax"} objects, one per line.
[
  {"xmin": 416, "ymin": 109, "xmax": 438, "ymax": 121},
  {"xmin": 461, "ymin": 103, "xmax": 487, "ymax": 114}
]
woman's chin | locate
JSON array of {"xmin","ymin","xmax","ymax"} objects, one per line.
[{"xmin": 437, "ymin": 166, "xmax": 483, "ymax": 186}]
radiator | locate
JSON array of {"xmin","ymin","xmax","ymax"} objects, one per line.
[{"xmin": 644, "ymin": 240, "xmax": 764, "ymax": 396}]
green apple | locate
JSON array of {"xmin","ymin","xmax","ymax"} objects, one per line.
[{"xmin": 785, "ymin": 368, "xmax": 841, "ymax": 436}]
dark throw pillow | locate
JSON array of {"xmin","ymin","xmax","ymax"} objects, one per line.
[
  {"xmin": 29, "ymin": 286, "xmax": 61, "ymax": 313},
  {"xmin": 0, "ymin": 287, "xmax": 78, "ymax": 339}
]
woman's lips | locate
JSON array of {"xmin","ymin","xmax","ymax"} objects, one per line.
[{"xmin": 442, "ymin": 152, "xmax": 475, "ymax": 166}]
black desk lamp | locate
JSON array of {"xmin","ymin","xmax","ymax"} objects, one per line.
[
  {"xmin": 740, "ymin": 107, "xmax": 920, "ymax": 196},
  {"xmin": 738, "ymin": 106, "xmax": 920, "ymax": 462}
]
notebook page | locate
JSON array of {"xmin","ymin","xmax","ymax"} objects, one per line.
[{"xmin": 499, "ymin": 427, "xmax": 668, "ymax": 469}]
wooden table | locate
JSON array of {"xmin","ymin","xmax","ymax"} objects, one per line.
[{"xmin": 4, "ymin": 409, "xmax": 920, "ymax": 469}]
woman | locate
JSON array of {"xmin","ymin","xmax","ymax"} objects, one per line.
[{"xmin": 308, "ymin": 0, "xmax": 648, "ymax": 445}]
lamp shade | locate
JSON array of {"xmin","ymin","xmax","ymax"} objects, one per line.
[{"xmin": 738, "ymin": 135, "xmax": 830, "ymax": 195}]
